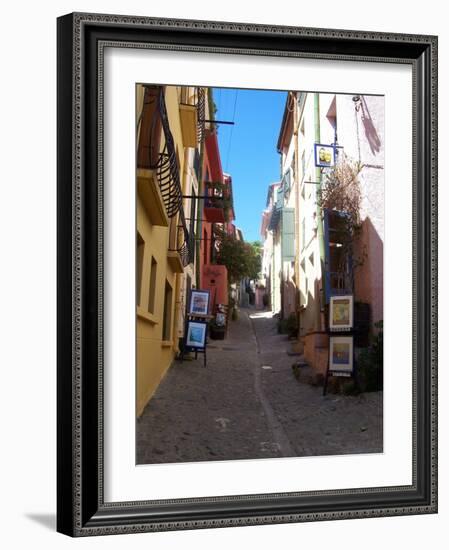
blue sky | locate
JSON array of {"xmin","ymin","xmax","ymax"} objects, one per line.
[{"xmin": 213, "ymin": 87, "xmax": 287, "ymax": 243}]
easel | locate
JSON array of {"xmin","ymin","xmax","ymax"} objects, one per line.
[
  {"xmin": 180, "ymin": 342, "xmax": 207, "ymax": 367},
  {"xmin": 180, "ymin": 288, "xmax": 213, "ymax": 367},
  {"xmin": 323, "ymin": 329, "xmax": 355, "ymax": 396},
  {"xmin": 179, "ymin": 313, "xmax": 212, "ymax": 368},
  {"xmin": 323, "ymin": 295, "xmax": 355, "ymax": 396}
]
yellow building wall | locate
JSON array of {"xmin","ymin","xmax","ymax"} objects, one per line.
[
  {"xmin": 136, "ymin": 85, "xmax": 192, "ymax": 417},
  {"xmin": 136, "ymin": 194, "xmax": 180, "ymax": 416}
]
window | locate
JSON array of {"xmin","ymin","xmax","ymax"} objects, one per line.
[
  {"xmin": 281, "ymin": 208, "xmax": 295, "ymax": 262},
  {"xmin": 169, "ymin": 216, "xmax": 177, "ymax": 251},
  {"xmin": 136, "ymin": 232, "xmax": 145, "ymax": 306},
  {"xmin": 162, "ymin": 280, "xmax": 173, "ymax": 341},
  {"xmin": 148, "ymin": 256, "xmax": 157, "ymax": 314},
  {"xmin": 323, "ymin": 208, "xmax": 353, "ymax": 302}
]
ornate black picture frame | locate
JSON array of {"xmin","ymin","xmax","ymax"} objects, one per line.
[{"xmin": 57, "ymin": 12, "xmax": 437, "ymax": 537}]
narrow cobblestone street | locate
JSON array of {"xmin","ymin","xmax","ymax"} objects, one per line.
[{"xmin": 137, "ymin": 308, "xmax": 382, "ymax": 464}]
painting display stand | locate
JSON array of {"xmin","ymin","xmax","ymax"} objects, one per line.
[
  {"xmin": 180, "ymin": 313, "xmax": 212, "ymax": 367},
  {"xmin": 323, "ymin": 294, "xmax": 355, "ymax": 396},
  {"xmin": 322, "ymin": 330, "xmax": 355, "ymax": 396}
]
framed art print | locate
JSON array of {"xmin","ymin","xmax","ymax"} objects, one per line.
[
  {"xmin": 185, "ymin": 320, "xmax": 207, "ymax": 348},
  {"xmin": 57, "ymin": 12, "xmax": 437, "ymax": 537},
  {"xmin": 329, "ymin": 295, "xmax": 354, "ymax": 331},
  {"xmin": 329, "ymin": 335, "xmax": 354, "ymax": 375},
  {"xmin": 188, "ymin": 290, "xmax": 210, "ymax": 316}
]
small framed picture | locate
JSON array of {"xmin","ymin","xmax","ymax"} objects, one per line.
[
  {"xmin": 188, "ymin": 289, "xmax": 210, "ymax": 315},
  {"xmin": 329, "ymin": 295, "xmax": 354, "ymax": 331},
  {"xmin": 329, "ymin": 335, "xmax": 354, "ymax": 375},
  {"xmin": 185, "ymin": 320, "xmax": 208, "ymax": 349},
  {"xmin": 314, "ymin": 143, "xmax": 335, "ymax": 167}
]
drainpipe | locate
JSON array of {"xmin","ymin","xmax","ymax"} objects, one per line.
[
  {"xmin": 175, "ymin": 151, "xmax": 189, "ymax": 352},
  {"xmin": 195, "ymin": 144, "xmax": 204, "ymax": 289},
  {"xmin": 314, "ymin": 93, "xmax": 326, "ymax": 332}
]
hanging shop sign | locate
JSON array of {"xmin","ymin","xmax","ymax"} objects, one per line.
[
  {"xmin": 329, "ymin": 294, "xmax": 354, "ymax": 331},
  {"xmin": 314, "ymin": 143, "xmax": 336, "ymax": 167}
]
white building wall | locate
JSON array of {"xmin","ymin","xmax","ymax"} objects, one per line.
[
  {"xmin": 273, "ymin": 226, "xmax": 282, "ymax": 314},
  {"xmin": 336, "ymin": 94, "xmax": 385, "ymax": 325},
  {"xmin": 281, "ymin": 121, "xmax": 298, "ymax": 318},
  {"xmin": 297, "ymin": 93, "xmax": 323, "ymax": 334},
  {"xmin": 292, "ymin": 90, "xmax": 385, "ymax": 351},
  {"xmin": 318, "ymin": 93, "xmax": 337, "ymax": 146}
]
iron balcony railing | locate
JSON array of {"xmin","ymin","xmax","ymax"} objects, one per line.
[
  {"xmin": 205, "ymin": 184, "xmax": 225, "ymax": 209},
  {"xmin": 281, "ymin": 168, "xmax": 292, "ymax": 198},
  {"xmin": 268, "ymin": 187, "xmax": 284, "ymax": 231},
  {"xmin": 268, "ymin": 205, "xmax": 281, "ymax": 231},
  {"xmin": 138, "ymin": 86, "xmax": 183, "ymax": 218},
  {"xmin": 168, "ymin": 206, "xmax": 193, "ymax": 267},
  {"xmin": 197, "ymin": 87, "xmax": 206, "ymax": 144},
  {"xmin": 180, "ymin": 86, "xmax": 206, "ymax": 144},
  {"xmin": 327, "ymin": 271, "xmax": 353, "ymax": 294}
]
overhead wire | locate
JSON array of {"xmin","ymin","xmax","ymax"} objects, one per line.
[{"xmin": 225, "ymin": 89, "xmax": 239, "ymax": 172}]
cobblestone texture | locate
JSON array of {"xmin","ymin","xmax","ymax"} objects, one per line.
[{"xmin": 136, "ymin": 308, "xmax": 382, "ymax": 464}]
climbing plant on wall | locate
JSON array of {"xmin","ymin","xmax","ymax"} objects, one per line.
[{"xmin": 318, "ymin": 153, "xmax": 367, "ymax": 273}]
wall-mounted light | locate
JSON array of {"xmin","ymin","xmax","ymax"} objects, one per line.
[{"xmin": 352, "ymin": 95, "xmax": 362, "ymax": 111}]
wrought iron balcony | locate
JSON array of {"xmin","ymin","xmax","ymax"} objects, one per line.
[
  {"xmin": 196, "ymin": 87, "xmax": 206, "ymax": 144},
  {"xmin": 180, "ymin": 86, "xmax": 206, "ymax": 145},
  {"xmin": 268, "ymin": 187, "xmax": 284, "ymax": 231},
  {"xmin": 168, "ymin": 207, "xmax": 193, "ymax": 269},
  {"xmin": 327, "ymin": 271, "xmax": 353, "ymax": 295},
  {"xmin": 268, "ymin": 205, "xmax": 281, "ymax": 231},
  {"xmin": 137, "ymin": 86, "xmax": 182, "ymax": 219},
  {"xmin": 205, "ymin": 191, "xmax": 225, "ymax": 210},
  {"xmin": 281, "ymin": 168, "xmax": 292, "ymax": 199},
  {"xmin": 203, "ymin": 182, "xmax": 228, "ymax": 224}
]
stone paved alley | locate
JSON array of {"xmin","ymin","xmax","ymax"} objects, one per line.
[{"xmin": 136, "ymin": 308, "xmax": 382, "ymax": 464}]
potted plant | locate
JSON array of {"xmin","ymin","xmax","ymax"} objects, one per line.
[
  {"xmin": 209, "ymin": 305, "xmax": 227, "ymax": 340},
  {"xmin": 209, "ymin": 319, "xmax": 226, "ymax": 340}
]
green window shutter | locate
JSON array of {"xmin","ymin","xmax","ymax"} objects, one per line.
[{"xmin": 281, "ymin": 207, "xmax": 295, "ymax": 261}]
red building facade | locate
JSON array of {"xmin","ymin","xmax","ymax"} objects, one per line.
[{"xmin": 199, "ymin": 130, "xmax": 234, "ymax": 312}]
